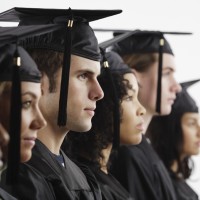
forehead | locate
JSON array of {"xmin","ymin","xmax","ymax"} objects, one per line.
[
  {"xmin": 182, "ymin": 112, "xmax": 200, "ymax": 120},
  {"xmin": 162, "ymin": 53, "xmax": 176, "ymax": 70},
  {"xmin": 21, "ymin": 82, "xmax": 41, "ymax": 96},
  {"xmin": 70, "ymin": 54, "xmax": 100, "ymax": 73},
  {"xmin": 123, "ymin": 73, "xmax": 138, "ymax": 89}
]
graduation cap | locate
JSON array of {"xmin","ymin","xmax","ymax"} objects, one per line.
[
  {"xmin": 172, "ymin": 79, "xmax": 200, "ymax": 114},
  {"xmin": 0, "ymin": 7, "xmax": 122, "ymax": 126},
  {"xmin": 98, "ymin": 31, "xmax": 135, "ymax": 149},
  {"xmin": 0, "ymin": 24, "xmax": 61, "ymax": 185},
  {"xmin": 95, "ymin": 28, "xmax": 192, "ymax": 113},
  {"xmin": 147, "ymin": 79, "xmax": 199, "ymax": 175}
]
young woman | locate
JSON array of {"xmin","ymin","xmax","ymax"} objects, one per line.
[
  {"xmin": 147, "ymin": 79, "xmax": 200, "ymax": 200},
  {"xmin": 0, "ymin": 43, "xmax": 47, "ymax": 199},
  {"xmin": 0, "ymin": 44, "xmax": 46, "ymax": 163},
  {"xmin": 62, "ymin": 50, "xmax": 146, "ymax": 200},
  {"xmin": 110, "ymin": 30, "xmax": 183, "ymax": 200}
]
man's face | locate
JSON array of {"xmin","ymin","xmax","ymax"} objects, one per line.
[
  {"xmin": 40, "ymin": 55, "xmax": 104, "ymax": 132},
  {"xmin": 136, "ymin": 53, "xmax": 181, "ymax": 116}
]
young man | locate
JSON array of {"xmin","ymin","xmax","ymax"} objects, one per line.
[
  {"xmin": 109, "ymin": 30, "xmax": 190, "ymax": 200},
  {"xmin": 0, "ymin": 7, "xmax": 122, "ymax": 200}
]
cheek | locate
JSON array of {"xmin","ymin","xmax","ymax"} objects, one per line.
[
  {"xmin": 182, "ymin": 128, "xmax": 195, "ymax": 147},
  {"xmin": 120, "ymin": 105, "xmax": 134, "ymax": 133},
  {"xmin": 20, "ymin": 111, "xmax": 31, "ymax": 135},
  {"xmin": 68, "ymin": 78, "xmax": 85, "ymax": 95},
  {"xmin": 162, "ymin": 78, "xmax": 170, "ymax": 95}
]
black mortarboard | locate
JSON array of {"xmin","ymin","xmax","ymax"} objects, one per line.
[
  {"xmin": 146, "ymin": 80, "xmax": 199, "ymax": 178},
  {"xmin": 0, "ymin": 7, "xmax": 122, "ymax": 126},
  {"xmin": 98, "ymin": 32, "xmax": 135, "ymax": 149},
  {"xmin": 0, "ymin": 24, "xmax": 60, "ymax": 185},
  {"xmin": 172, "ymin": 79, "xmax": 200, "ymax": 114},
  {"xmin": 95, "ymin": 29, "xmax": 192, "ymax": 113}
]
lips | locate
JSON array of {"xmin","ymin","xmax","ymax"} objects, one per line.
[
  {"xmin": 168, "ymin": 97, "xmax": 175, "ymax": 104},
  {"xmin": 84, "ymin": 107, "xmax": 96, "ymax": 116},
  {"xmin": 136, "ymin": 120, "xmax": 145, "ymax": 132},
  {"xmin": 22, "ymin": 136, "xmax": 36, "ymax": 146}
]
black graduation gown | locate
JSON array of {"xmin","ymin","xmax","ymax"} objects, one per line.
[
  {"xmin": 0, "ymin": 139, "xmax": 101, "ymax": 200},
  {"xmin": 0, "ymin": 188, "xmax": 17, "ymax": 200},
  {"xmin": 170, "ymin": 174, "xmax": 199, "ymax": 200},
  {"xmin": 75, "ymin": 158, "xmax": 134, "ymax": 200},
  {"xmin": 110, "ymin": 135, "xmax": 177, "ymax": 200}
]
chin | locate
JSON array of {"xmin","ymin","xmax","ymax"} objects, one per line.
[
  {"xmin": 20, "ymin": 151, "xmax": 32, "ymax": 163},
  {"xmin": 132, "ymin": 136, "xmax": 142, "ymax": 145},
  {"xmin": 160, "ymin": 107, "xmax": 172, "ymax": 116},
  {"xmin": 71, "ymin": 122, "xmax": 92, "ymax": 132},
  {"xmin": 122, "ymin": 136, "xmax": 142, "ymax": 145}
]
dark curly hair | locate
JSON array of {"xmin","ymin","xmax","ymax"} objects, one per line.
[
  {"xmin": 147, "ymin": 112, "xmax": 193, "ymax": 179},
  {"xmin": 62, "ymin": 68, "xmax": 132, "ymax": 169}
]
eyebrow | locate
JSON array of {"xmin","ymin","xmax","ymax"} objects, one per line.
[
  {"xmin": 21, "ymin": 91, "xmax": 38, "ymax": 99},
  {"xmin": 187, "ymin": 117, "xmax": 198, "ymax": 121},
  {"xmin": 163, "ymin": 66, "xmax": 175, "ymax": 72},
  {"xmin": 77, "ymin": 69, "xmax": 100, "ymax": 76},
  {"xmin": 129, "ymin": 88, "xmax": 136, "ymax": 94}
]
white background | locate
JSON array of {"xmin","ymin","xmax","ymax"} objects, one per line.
[{"xmin": 0, "ymin": 0, "xmax": 200, "ymax": 195}]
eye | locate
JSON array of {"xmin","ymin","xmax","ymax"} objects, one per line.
[
  {"xmin": 78, "ymin": 73, "xmax": 88, "ymax": 80},
  {"xmin": 163, "ymin": 70, "xmax": 172, "ymax": 76},
  {"xmin": 188, "ymin": 122, "xmax": 196, "ymax": 126},
  {"xmin": 22, "ymin": 101, "xmax": 32, "ymax": 109},
  {"xmin": 123, "ymin": 95, "xmax": 133, "ymax": 101},
  {"xmin": 185, "ymin": 120, "xmax": 198, "ymax": 128}
]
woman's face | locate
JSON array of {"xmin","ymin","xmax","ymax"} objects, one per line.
[
  {"xmin": 135, "ymin": 53, "xmax": 181, "ymax": 116},
  {"xmin": 181, "ymin": 112, "xmax": 200, "ymax": 157},
  {"xmin": 120, "ymin": 73, "xmax": 146, "ymax": 145},
  {"xmin": 0, "ymin": 82, "xmax": 46, "ymax": 163}
]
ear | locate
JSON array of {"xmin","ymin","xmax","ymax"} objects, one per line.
[{"xmin": 40, "ymin": 73, "xmax": 49, "ymax": 95}]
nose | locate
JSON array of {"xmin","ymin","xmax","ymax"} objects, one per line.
[
  {"xmin": 89, "ymin": 80, "xmax": 104, "ymax": 101},
  {"xmin": 171, "ymin": 78, "xmax": 182, "ymax": 93},
  {"xmin": 30, "ymin": 108, "xmax": 47, "ymax": 130},
  {"xmin": 136, "ymin": 100, "xmax": 146, "ymax": 116}
]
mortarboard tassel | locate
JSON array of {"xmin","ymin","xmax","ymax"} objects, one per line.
[
  {"xmin": 57, "ymin": 8, "xmax": 73, "ymax": 126},
  {"xmin": 156, "ymin": 36, "xmax": 164, "ymax": 113},
  {"xmin": 100, "ymin": 48, "xmax": 120, "ymax": 150},
  {"xmin": 6, "ymin": 45, "xmax": 21, "ymax": 185}
]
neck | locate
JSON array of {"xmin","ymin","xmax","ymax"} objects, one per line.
[
  {"xmin": 37, "ymin": 123, "xmax": 69, "ymax": 155},
  {"xmin": 100, "ymin": 144, "xmax": 112, "ymax": 174}
]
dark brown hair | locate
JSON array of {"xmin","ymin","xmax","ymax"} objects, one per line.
[
  {"xmin": 122, "ymin": 53, "xmax": 158, "ymax": 72},
  {"xmin": 28, "ymin": 49, "xmax": 63, "ymax": 92}
]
